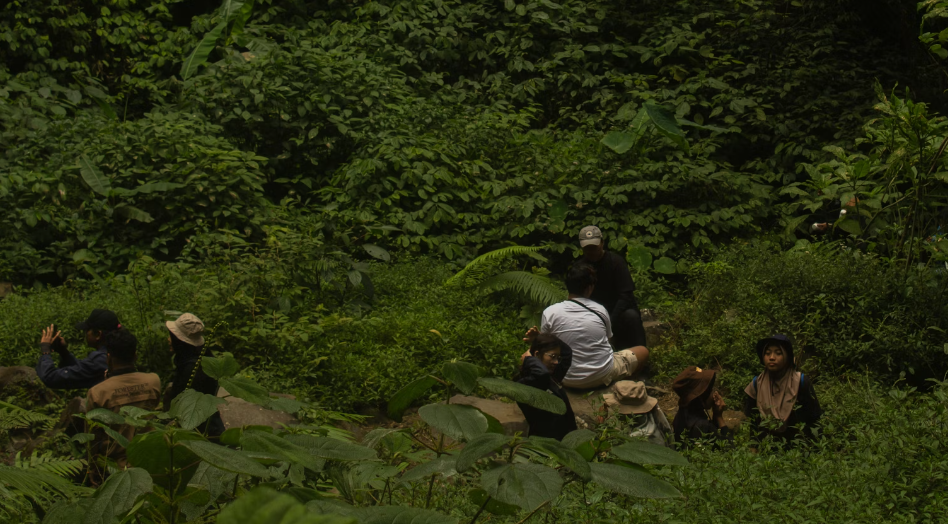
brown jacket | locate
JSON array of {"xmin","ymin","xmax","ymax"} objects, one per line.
[{"xmin": 85, "ymin": 371, "xmax": 161, "ymax": 463}]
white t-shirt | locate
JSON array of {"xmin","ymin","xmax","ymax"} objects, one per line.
[{"xmin": 540, "ymin": 298, "xmax": 614, "ymax": 385}]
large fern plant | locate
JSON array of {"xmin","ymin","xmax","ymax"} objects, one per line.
[
  {"xmin": 1, "ymin": 451, "xmax": 88, "ymax": 519},
  {"xmin": 448, "ymin": 245, "xmax": 564, "ymax": 325}
]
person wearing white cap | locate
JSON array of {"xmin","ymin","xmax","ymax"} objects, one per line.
[
  {"xmin": 164, "ymin": 313, "xmax": 225, "ymax": 436},
  {"xmin": 577, "ymin": 225, "xmax": 647, "ymax": 354},
  {"xmin": 602, "ymin": 380, "xmax": 672, "ymax": 447}
]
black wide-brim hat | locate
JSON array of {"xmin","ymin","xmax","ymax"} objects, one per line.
[{"xmin": 755, "ymin": 334, "xmax": 794, "ymax": 364}]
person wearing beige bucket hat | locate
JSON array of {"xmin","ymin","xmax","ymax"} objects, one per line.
[
  {"xmin": 602, "ymin": 380, "xmax": 672, "ymax": 447},
  {"xmin": 164, "ymin": 313, "xmax": 225, "ymax": 436}
]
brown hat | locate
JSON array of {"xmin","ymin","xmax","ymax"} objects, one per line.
[
  {"xmin": 602, "ymin": 380, "xmax": 658, "ymax": 415},
  {"xmin": 166, "ymin": 313, "xmax": 205, "ymax": 347},
  {"xmin": 672, "ymin": 366, "xmax": 716, "ymax": 407}
]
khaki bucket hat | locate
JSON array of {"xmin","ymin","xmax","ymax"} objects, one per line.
[
  {"xmin": 602, "ymin": 380, "xmax": 658, "ymax": 415},
  {"xmin": 166, "ymin": 313, "xmax": 205, "ymax": 347}
]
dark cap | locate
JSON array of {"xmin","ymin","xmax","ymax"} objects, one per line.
[
  {"xmin": 75, "ymin": 309, "xmax": 120, "ymax": 332},
  {"xmin": 754, "ymin": 334, "xmax": 794, "ymax": 365},
  {"xmin": 672, "ymin": 366, "xmax": 717, "ymax": 407}
]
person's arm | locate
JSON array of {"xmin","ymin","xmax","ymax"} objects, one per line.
[
  {"xmin": 608, "ymin": 253, "xmax": 639, "ymax": 316},
  {"xmin": 37, "ymin": 350, "xmax": 107, "ymax": 389}
]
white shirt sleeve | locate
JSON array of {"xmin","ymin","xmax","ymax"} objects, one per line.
[{"xmin": 540, "ymin": 308, "xmax": 552, "ymax": 333}]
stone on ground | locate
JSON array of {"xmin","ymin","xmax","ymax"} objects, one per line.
[
  {"xmin": 217, "ymin": 387, "xmax": 298, "ymax": 430},
  {"xmin": 449, "ymin": 395, "xmax": 528, "ymax": 436}
]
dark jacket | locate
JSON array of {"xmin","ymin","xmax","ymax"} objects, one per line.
[
  {"xmin": 516, "ymin": 356, "xmax": 577, "ymax": 441},
  {"xmin": 742, "ymin": 373, "xmax": 822, "ymax": 445},
  {"xmin": 36, "ymin": 344, "xmax": 107, "ymax": 389},
  {"xmin": 585, "ymin": 251, "xmax": 639, "ymax": 317},
  {"xmin": 672, "ymin": 404, "xmax": 732, "ymax": 448},
  {"xmin": 167, "ymin": 349, "xmax": 225, "ymax": 436}
]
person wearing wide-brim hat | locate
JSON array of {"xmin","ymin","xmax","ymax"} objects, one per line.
[
  {"xmin": 164, "ymin": 313, "xmax": 225, "ymax": 436},
  {"xmin": 602, "ymin": 380, "xmax": 672, "ymax": 447},
  {"xmin": 742, "ymin": 335, "xmax": 822, "ymax": 446},
  {"xmin": 671, "ymin": 366, "xmax": 731, "ymax": 447}
]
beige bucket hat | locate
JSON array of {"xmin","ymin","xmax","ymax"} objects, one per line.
[
  {"xmin": 602, "ymin": 380, "xmax": 658, "ymax": 415},
  {"xmin": 166, "ymin": 313, "xmax": 205, "ymax": 347}
]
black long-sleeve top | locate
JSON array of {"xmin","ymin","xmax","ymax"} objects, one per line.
[
  {"xmin": 584, "ymin": 251, "xmax": 639, "ymax": 317},
  {"xmin": 742, "ymin": 374, "xmax": 822, "ymax": 444},
  {"xmin": 36, "ymin": 344, "xmax": 107, "ymax": 390},
  {"xmin": 516, "ymin": 356, "xmax": 577, "ymax": 441},
  {"xmin": 167, "ymin": 348, "xmax": 225, "ymax": 436},
  {"xmin": 672, "ymin": 404, "xmax": 732, "ymax": 448}
]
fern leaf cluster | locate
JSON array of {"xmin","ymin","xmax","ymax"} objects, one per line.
[
  {"xmin": 476, "ymin": 271, "xmax": 563, "ymax": 307},
  {"xmin": 0, "ymin": 406, "xmax": 54, "ymax": 432},
  {"xmin": 15, "ymin": 452, "xmax": 86, "ymax": 478},
  {"xmin": 0, "ymin": 459, "xmax": 89, "ymax": 519},
  {"xmin": 446, "ymin": 245, "xmax": 547, "ymax": 287}
]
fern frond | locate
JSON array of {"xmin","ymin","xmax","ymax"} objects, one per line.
[
  {"xmin": 0, "ymin": 406, "xmax": 54, "ymax": 431},
  {"xmin": 447, "ymin": 245, "xmax": 548, "ymax": 287},
  {"xmin": 476, "ymin": 271, "xmax": 564, "ymax": 307},
  {"xmin": 0, "ymin": 463, "xmax": 88, "ymax": 514},
  {"xmin": 15, "ymin": 452, "xmax": 86, "ymax": 478}
]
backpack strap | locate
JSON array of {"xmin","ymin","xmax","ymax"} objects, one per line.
[{"xmin": 752, "ymin": 375, "xmax": 757, "ymax": 393}]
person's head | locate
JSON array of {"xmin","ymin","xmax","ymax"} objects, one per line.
[
  {"xmin": 578, "ymin": 225, "xmax": 605, "ymax": 262},
  {"xmin": 530, "ymin": 333, "xmax": 565, "ymax": 373},
  {"xmin": 672, "ymin": 366, "xmax": 717, "ymax": 408},
  {"xmin": 754, "ymin": 335, "xmax": 794, "ymax": 375},
  {"xmin": 166, "ymin": 313, "xmax": 205, "ymax": 354},
  {"xmin": 565, "ymin": 264, "xmax": 597, "ymax": 297},
  {"xmin": 102, "ymin": 329, "xmax": 138, "ymax": 370},
  {"xmin": 75, "ymin": 309, "xmax": 121, "ymax": 348}
]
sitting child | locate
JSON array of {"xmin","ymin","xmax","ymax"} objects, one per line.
[
  {"xmin": 602, "ymin": 380, "xmax": 672, "ymax": 447},
  {"xmin": 516, "ymin": 334, "xmax": 577, "ymax": 440},
  {"xmin": 743, "ymin": 335, "xmax": 822, "ymax": 444},
  {"xmin": 671, "ymin": 366, "xmax": 731, "ymax": 447}
]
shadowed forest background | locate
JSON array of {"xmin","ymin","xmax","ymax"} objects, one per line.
[{"xmin": 2, "ymin": 0, "xmax": 948, "ymax": 522}]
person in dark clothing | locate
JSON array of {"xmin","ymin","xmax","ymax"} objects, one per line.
[
  {"xmin": 516, "ymin": 333, "xmax": 577, "ymax": 440},
  {"xmin": 743, "ymin": 335, "xmax": 822, "ymax": 446},
  {"xmin": 671, "ymin": 366, "xmax": 731, "ymax": 448},
  {"xmin": 164, "ymin": 313, "xmax": 225, "ymax": 436},
  {"xmin": 577, "ymin": 226, "xmax": 647, "ymax": 350},
  {"xmin": 36, "ymin": 309, "xmax": 121, "ymax": 390}
]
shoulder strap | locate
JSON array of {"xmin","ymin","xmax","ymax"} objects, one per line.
[
  {"xmin": 753, "ymin": 375, "xmax": 757, "ymax": 392},
  {"xmin": 568, "ymin": 299, "xmax": 608, "ymax": 331}
]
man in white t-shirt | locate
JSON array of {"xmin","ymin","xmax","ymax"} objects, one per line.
[{"xmin": 524, "ymin": 265, "xmax": 650, "ymax": 389}]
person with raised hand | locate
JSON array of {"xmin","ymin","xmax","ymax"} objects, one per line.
[
  {"xmin": 36, "ymin": 308, "xmax": 122, "ymax": 389},
  {"xmin": 743, "ymin": 335, "xmax": 822, "ymax": 445}
]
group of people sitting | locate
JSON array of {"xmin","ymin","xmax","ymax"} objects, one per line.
[
  {"xmin": 514, "ymin": 226, "xmax": 823, "ymax": 447},
  {"xmin": 35, "ymin": 309, "xmax": 223, "ymax": 466}
]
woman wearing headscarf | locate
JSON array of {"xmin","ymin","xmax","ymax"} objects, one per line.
[
  {"xmin": 743, "ymin": 335, "xmax": 822, "ymax": 445},
  {"xmin": 164, "ymin": 313, "xmax": 225, "ymax": 436},
  {"xmin": 671, "ymin": 366, "xmax": 731, "ymax": 447}
]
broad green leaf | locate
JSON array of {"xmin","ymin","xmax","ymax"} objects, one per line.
[
  {"xmin": 83, "ymin": 86, "xmax": 117, "ymax": 120},
  {"xmin": 85, "ymin": 408, "xmax": 125, "ymax": 426},
  {"xmin": 116, "ymin": 205, "xmax": 154, "ymax": 223},
  {"xmin": 84, "ymin": 468, "xmax": 153, "ymax": 524},
  {"xmin": 240, "ymin": 430, "xmax": 323, "ymax": 472},
  {"xmin": 127, "ymin": 430, "xmax": 202, "ymax": 482},
  {"xmin": 218, "ymin": 487, "xmax": 357, "ymax": 524},
  {"xmin": 220, "ymin": 376, "xmax": 270, "ymax": 405},
  {"xmin": 362, "ymin": 243, "xmax": 391, "ymax": 261},
  {"xmin": 627, "ymin": 245, "xmax": 653, "ymax": 272},
  {"xmin": 601, "ymin": 131, "xmax": 636, "ymax": 154},
  {"xmin": 267, "ymin": 396, "xmax": 306, "ymax": 414},
  {"xmin": 561, "ymin": 429, "xmax": 596, "ymax": 450},
  {"xmin": 837, "ymin": 217, "xmax": 862, "ymax": 236},
  {"xmin": 588, "ymin": 462, "xmax": 681, "ymax": 498},
  {"xmin": 481, "ymin": 463, "xmax": 562, "ymax": 510},
  {"xmin": 230, "ymin": 0, "xmax": 255, "ymax": 37},
  {"xmin": 456, "ymin": 433, "xmax": 508, "ymax": 472},
  {"xmin": 467, "ymin": 488, "xmax": 520, "ymax": 516},
  {"xmin": 418, "ymin": 403, "xmax": 488, "ymax": 441},
  {"xmin": 610, "ymin": 441, "xmax": 689, "ymax": 466},
  {"xmin": 476, "ymin": 377, "xmax": 566, "ymax": 415},
  {"xmin": 399, "ymin": 456, "xmax": 457, "ymax": 484},
  {"xmin": 441, "ymin": 361, "xmax": 480, "ymax": 395},
  {"xmin": 548, "ymin": 200, "xmax": 568, "ymax": 221},
  {"xmin": 72, "ymin": 249, "xmax": 97, "ymax": 263},
  {"xmin": 202, "ymin": 355, "xmax": 240, "ymax": 380},
  {"xmin": 387, "ymin": 376, "xmax": 438, "ymax": 422},
  {"xmin": 284, "ymin": 434, "xmax": 377, "ymax": 461},
  {"xmin": 181, "ymin": 22, "xmax": 226, "ymax": 80},
  {"xmin": 645, "ymin": 102, "xmax": 690, "ymax": 152},
  {"xmin": 220, "ymin": 0, "xmax": 248, "ymax": 22},
  {"xmin": 131, "ymin": 182, "xmax": 185, "ymax": 194},
  {"xmin": 78, "ymin": 155, "xmax": 111, "ymax": 196},
  {"xmin": 168, "ymin": 389, "xmax": 225, "ymax": 430},
  {"xmin": 653, "ymin": 257, "xmax": 677, "ymax": 274},
  {"xmin": 179, "ymin": 440, "xmax": 270, "ymax": 477},
  {"xmin": 350, "ymin": 506, "xmax": 457, "ymax": 524},
  {"xmin": 525, "ymin": 436, "xmax": 591, "ymax": 480}
]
